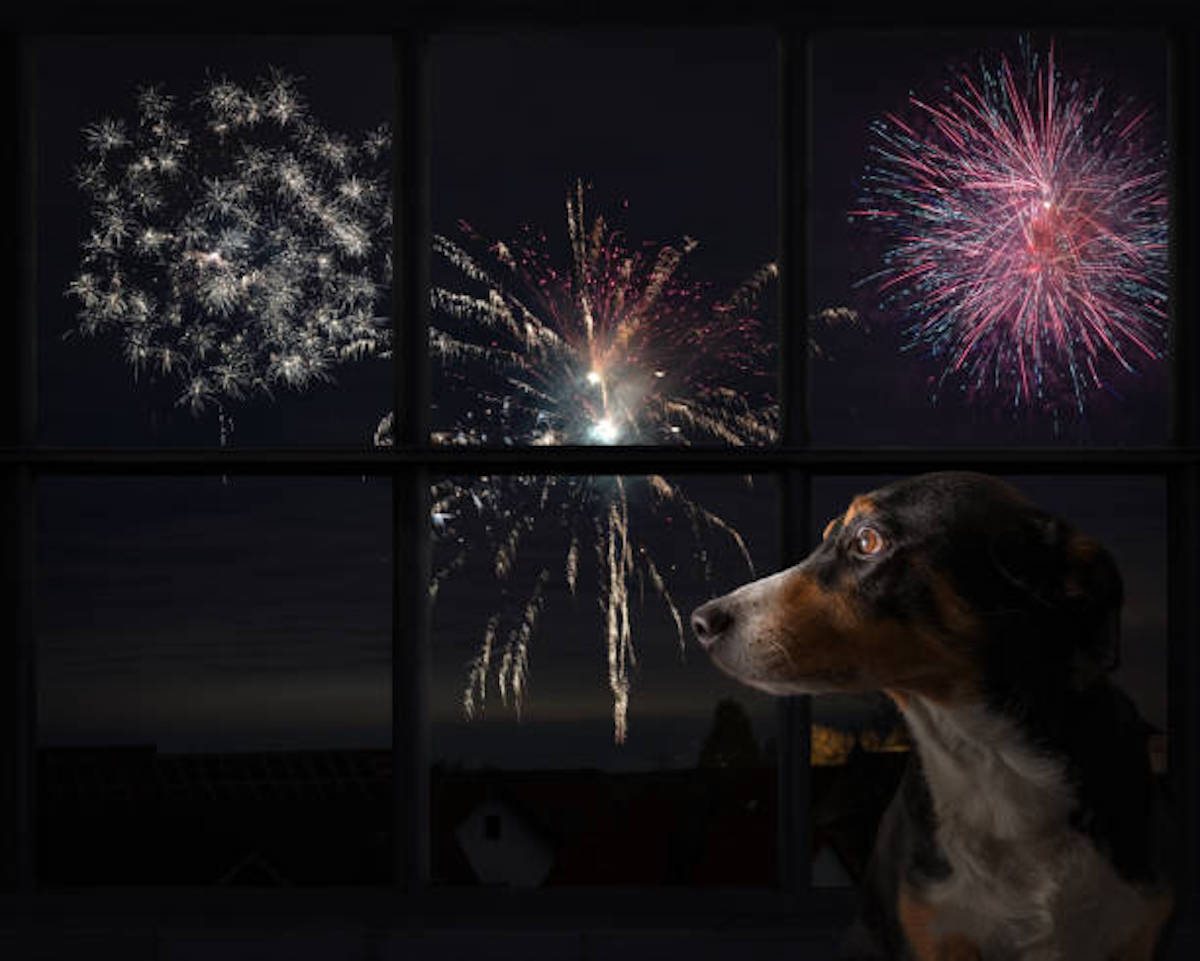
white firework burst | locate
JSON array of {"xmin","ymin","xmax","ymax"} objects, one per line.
[{"xmin": 67, "ymin": 69, "xmax": 393, "ymax": 441}]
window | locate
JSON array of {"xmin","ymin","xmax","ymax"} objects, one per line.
[
  {"xmin": 430, "ymin": 473, "xmax": 781, "ymax": 887},
  {"xmin": 3, "ymin": 7, "xmax": 1197, "ymax": 959},
  {"xmin": 36, "ymin": 476, "xmax": 392, "ymax": 885}
]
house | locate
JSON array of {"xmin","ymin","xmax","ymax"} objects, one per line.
[{"xmin": 455, "ymin": 797, "xmax": 554, "ymax": 887}]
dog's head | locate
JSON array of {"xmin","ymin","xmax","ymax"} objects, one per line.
[{"xmin": 691, "ymin": 471, "xmax": 1122, "ymax": 705}]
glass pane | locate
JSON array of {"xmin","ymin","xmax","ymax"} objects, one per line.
[
  {"xmin": 37, "ymin": 36, "xmax": 393, "ymax": 447},
  {"xmin": 431, "ymin": 474, "xmax": 780, "ymax": 886},
  {"xmin": 36, "ymin": 476, "xmax": 392, "ymax": 885},
  {"xmin": 809, "ymin": 32, "xmax": 1169, "ymax": 446},
  {"xmin": 429, "ymin": 31, "xmax": 779, "ymax": 448},
  {"xmin": 808, "ymin": 474, "xmax": 1166, "ymax": 887}
]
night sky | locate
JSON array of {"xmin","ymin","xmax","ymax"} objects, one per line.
[{"xmin": 33, "ymin": 30, "xmax": 1168, "ymax": 775}]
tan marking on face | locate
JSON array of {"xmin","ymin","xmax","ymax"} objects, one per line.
[
  {"xmin": 755, "ymin": 567, "xmax": 978, "ymax": 702},
  {"xmin": 1063, "ymin": 532, "xmax": 1108, "ymax": 599},
  {"xmin": 823, "ymin": 494, "xmax": 878, "ymax": 544},
  {"xmin": 755, "ymin": 571, "xmax": 863, "ymax": 687},
  {"xmin": 843, "ymin": 495, "xmax": 875, "ymax": 527},
  {"xmin": 1112, "ymin": 889, "xmax": 1174, "ymax": 961},
  {"xmin": 855, "ymin": 618, "xmax": 977, "ymax": 703},
  {"xmin": 898, "ymin": 884, "xmax": 982, "ymax": 961}
]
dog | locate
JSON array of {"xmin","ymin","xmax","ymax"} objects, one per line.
[{"xmin": 691, "ymin": 471, "xmax": 1174, "ymax": 960}]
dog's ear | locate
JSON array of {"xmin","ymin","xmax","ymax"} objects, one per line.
[{"xmin": 1057, "ymin": 526, "xmax": 1123, "ymax": 683}]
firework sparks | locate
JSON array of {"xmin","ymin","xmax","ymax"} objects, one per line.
[
  {"xmin": 430, "ymin": 182, "xmax": 777, "ymax": 741},
  {"xmin": 851, "ymin": 38, "xmax": 1167, "ymax": 415},
  {"xmin": 67, "ymin": 70, "xmax": 393, "ymax": 443},
  {"xmin": 432, "ymin": 180, "xmax": 778, "ymax": 449}
]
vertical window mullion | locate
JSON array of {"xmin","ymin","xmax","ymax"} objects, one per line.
[
  {"xmin": 3, "ymin": 35, "xmax": 38, "ymax": 894},
  {"xmin": 1168, "ymin": 465, "xmax": 1199, "ymax": 908},
  {"xmin": 394, "ymin": 24, "xmax": 433, "ymax": 895},
  {"xmin": 780, "ymin": 22, "xmax": 809, "ymax": 455},
  {"xmin": 1168, "ymin": 22, "xmax": 1198, "ymax": 909},
  {"xmin": 1169, "ymin": 27, "xmax": 1194, "ymax": 450},
  {"xmin": 777, "ymin": 21, "xmax": 813, "ymax": 902},
  {"xmin": 2, "ymin": 466, "xmax": 35, "ymax": 894}
]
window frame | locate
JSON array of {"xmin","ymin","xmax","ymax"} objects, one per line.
[{"xmin": 1, "ymin": 2, "xmax": 1196, "ymax": 941}]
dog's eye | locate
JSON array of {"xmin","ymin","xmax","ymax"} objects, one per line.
[{"xmin": 854, "ymin": 526, "xmax": 885, "ymax": 556}]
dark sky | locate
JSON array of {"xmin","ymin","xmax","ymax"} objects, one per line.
[
  {"xmin": 33, "ymin": 30, "xmax": 1169, "ymax": 767},
  {"xmin": 429, "ymin": 29, "xmax": 778, "ymax": 287},
  {"xmin": 37, "ymin": 476, "xmax": 394, "ymax": 753}
]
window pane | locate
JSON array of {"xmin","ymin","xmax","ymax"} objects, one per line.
[
  {"xmin": 37, "ymin": 36, "xmax": 393, "ymax": 447},
  {"xmin": 808, "ymin": 32, "xmax": 1169, "ymax": 446},
  {"xmin": 808, "ymin": 473, "xmax": 1167, "ymax": 887},
  {"xmin": 36, "ymin": 477, "xmax": 392, "ymax": 885},
  {"xmin": 430, "ymin": 31, "xmax": 779, "ymax": 448},
  {"xmin": 431, "ymin": 474, "xmax": 779, "ymax": 886}
]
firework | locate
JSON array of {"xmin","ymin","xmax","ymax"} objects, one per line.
[
  {"xmin": 67, "ymin": 70, "xmax": 393, "ymax": 443},
  {"xmin": 430, "ymin": 182, "xmax": 778, "ymax": 741},
  {"xmin": 432, "ymin": 180, "xmax": 778, "ymax": 448},
  {"xmin": 851, "ymin": 38, "xmax": 1168, "ymax": 414}
]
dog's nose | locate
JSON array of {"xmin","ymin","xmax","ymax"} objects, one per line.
[{"xmin": 691, "ymin": 599, "xmax": 733, "ymax": 649}]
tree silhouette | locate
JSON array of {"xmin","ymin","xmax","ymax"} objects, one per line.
[{"xmin": 697, "ymin": 698, "xmax": 760, "ymax": 769}]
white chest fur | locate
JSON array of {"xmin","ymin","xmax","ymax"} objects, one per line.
[{"xmin": 900, "ymin": 698, "xmax": 1147, "ymax": 960}]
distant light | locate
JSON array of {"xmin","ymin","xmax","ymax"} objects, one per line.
[
  {"xmin": 590, "ymin": 417, "xmax": 620, "ymax": 443},
  {"xmin": 669, "ymin": 425, "xmax": 681, "ymax": 433},
  {"xmin": 653, "ymin": 369, "xmax": 666, "ymax": 378},
  {"xmin": 586, "ymin": 370, "xmax": 602, "ymax": 385}
]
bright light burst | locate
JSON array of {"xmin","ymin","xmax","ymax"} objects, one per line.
[
  {"xmin": 852, "ymin": 38, "xmax": 1168, "ymax": 415},
  {"xmin": 428, "ymin": 182, "xmax": 779, "ymax": 741},
  {"xmin": 67, "ymin": 70, "xmax": 393, "ymax": 443},
  {"xmin": 432, "ymin": 180, "xmax": 779, "ymax": 448}
]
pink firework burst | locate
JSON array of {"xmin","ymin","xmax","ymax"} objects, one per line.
[{"xmin": 852, "ymin": 39, "xmax": 1168, "ymax": 414}]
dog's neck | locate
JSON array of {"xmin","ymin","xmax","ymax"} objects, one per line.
[
  {"xmin": 889, "ymin": 696, "xmax": 1153, "ymax": 957},
  {"xmin": 895, "ymin": 695, "xmax": 1076, "ymax": 842}
]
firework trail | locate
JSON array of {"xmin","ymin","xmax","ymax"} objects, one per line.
[
  {"xmin": 429, "ymin": 182, "xmax": 778, "ymax": 741},
  {"xmin": 851, "ymin": 38, "xmax": 1167, "ymax": 414},
  {"xmin": 67, "ymin": 70, "xmax": 393, "ymax": 443}
]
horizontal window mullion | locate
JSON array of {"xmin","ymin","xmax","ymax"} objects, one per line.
[
  {"xmin": 4, "ymin": 447, "xmax": 1200, "ymax": 475},
  {"xmin": 0, "ymin": 883, "xmax": 857, "ymax": 922}
]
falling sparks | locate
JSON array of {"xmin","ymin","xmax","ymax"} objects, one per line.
[
  {"xmin": 66, "ymin": 70, "xmax": 393, "ymax": 441},
  {"xmin": 428, "ymin": 182, "xmax": 778, "ymax": 741},
  {"xmin": 852, "ymin": 38, "xmax": 1167, "ymax": 417}
]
